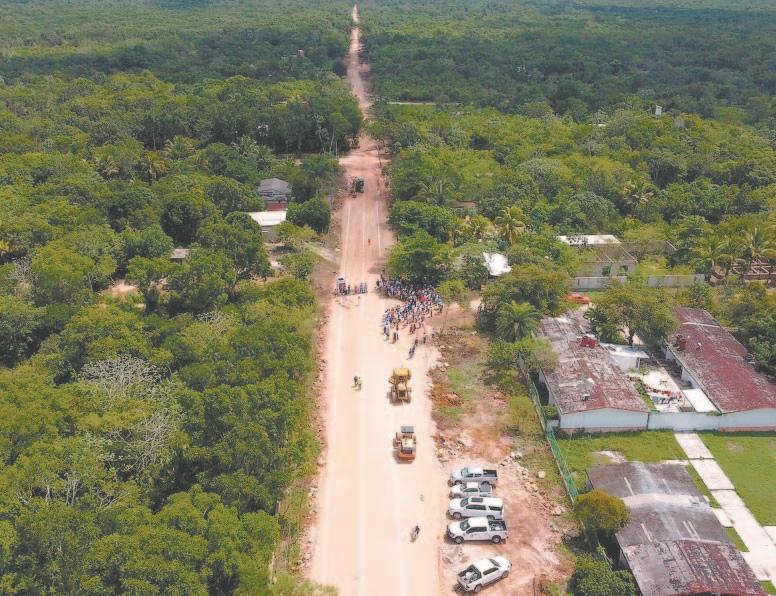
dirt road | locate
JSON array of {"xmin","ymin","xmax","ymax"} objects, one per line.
[{"xmin": 308, "ymin": 6, "xmax": 447, "ymax": 595}]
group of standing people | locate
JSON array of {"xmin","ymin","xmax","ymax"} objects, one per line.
[
  {"xmin": 380, "ymin": 280, "xmax": 443, "ymax": 357},
  {"xmin": 336, "ymin": 281, "xmax": 369, "ymax": 296}
]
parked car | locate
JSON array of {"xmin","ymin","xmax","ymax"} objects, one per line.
[
  {"xmin": 450, "ymin": 481, "xmax": 493, "ymax": 498},
  {"xmin": 450, "ymin": 467, "xmax": 498, "ymax": 487},
  {"xmin": 457, "ymin": 557, "xmax": 512, "ymax": 592},
  {"xmin": 449, "ymin": 496, "xmax": 504, "ymax": 520},
  {"xmin": 447, "ymin": 517, "xmax": 508, "ymax": 544}
]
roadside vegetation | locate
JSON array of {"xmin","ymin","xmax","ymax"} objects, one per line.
[{"xmin": 0, "ymin": 0, "xmax": 357, "ymax": 592}]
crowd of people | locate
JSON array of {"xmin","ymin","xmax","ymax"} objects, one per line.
[{"xmin": 380, "ymin": 279, "xmax": 443, "ymax": 357}]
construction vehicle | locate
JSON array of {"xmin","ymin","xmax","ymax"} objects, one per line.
[
  {"xmin": 350, "ymin": 177, "xmax": 364, "ymax": 196},
  {"xmin": 389, "ymin": 367, "xmax": 412, "ymax": 402},
  {"xmin": 393, "ymin": 425, "xmax": 416, "ymax": 461}
]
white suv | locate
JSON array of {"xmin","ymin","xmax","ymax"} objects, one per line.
[{"xmin": 449, "ymin": 496, "xmax": 504, "ymax": 520}]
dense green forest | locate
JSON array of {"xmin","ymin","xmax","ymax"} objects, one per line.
[
  {"xmin": 380, "ymin": 102, "xmax": 775, "ymax": 373},
  {"xmin": 373, "ymin": 0, "xmax": 776, "ymax": 377},
  {"xmin": 361, "ymin": 0, "xmax": 776, "ymax": 127},
  {"xmin": 0, "ymin": 0, "xmax": 355, "ymax": 593}
]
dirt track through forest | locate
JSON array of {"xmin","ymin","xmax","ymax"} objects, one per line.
[{"xmin": 308, "ymin": 5, "xmax": 446, "ymax": 595}]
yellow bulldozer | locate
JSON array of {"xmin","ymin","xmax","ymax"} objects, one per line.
[{"xmin": 389, "ymin": 367, "xmax": 412, "ymax": 402}]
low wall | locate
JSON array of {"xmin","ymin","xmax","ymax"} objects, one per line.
[
  {"xmin": 647, "ymin": 411, "xmax": 721, "ymax": 431},
  {"xmin": 647, "ymin": 274, "xmax": 705, "ymax": 287},
  {"xmin": 571, "ymin": 276, "xmax": 627, "ymax": 290}
]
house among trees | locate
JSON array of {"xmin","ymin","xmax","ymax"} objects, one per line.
[
  {"xmin": 258, "ymin": 178, "xmax": 291, "ymax": 207},
  {"xmin": 249, "ymin": 210, "xmax": 287, "ymax": 242},
  {"xmin": 663, "ymin": 307, "xmax": 776, "ymax": 431},
  {"xmin": 587, "ymin": 462, "xmax": 764, "ymax": 596},
  {"xmin": 169, "ymin": 247, "xmax": 191, "ymax": 263},
  {"xmin": 557, "ymin": 235, "xmax": 638, "ymax": 290},
  {"xmin": 537, "ymin": 310, "xmax": 650, "ymax": 432}
]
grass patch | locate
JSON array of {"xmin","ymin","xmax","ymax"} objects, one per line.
[
  {"xmin": 685, "ymin": 464, "xmax": 720, "ymax": 508},
  {"xmin": 556, "ymin": 431, "xmax": 686, "ymax": 487},
  {"xmin": 725, "ymin": 526, "xmax": 748, "ymax": 552},
  {"xmin": 700, "ymin": 433, "xmax": 776, "ymax": 525},
  {"xmin": 762, "ymin": 580, "xmax": 776, "ymax": 595}
]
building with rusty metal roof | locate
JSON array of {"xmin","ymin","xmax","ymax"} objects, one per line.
[
  {"xmin": 587, "ymin": 462, "xmax": 764, "ymax": 596},
  {"xmin": 664, "ymin": 307, "xmax": 776, "ymax": 431},
  {"xmin": 537, "ymin": 310, "xmax": 650, "ymax": 432}
]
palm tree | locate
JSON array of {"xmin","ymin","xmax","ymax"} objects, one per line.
[
  {"xmin": 495, "ymin": 301, "xmax": 541, "ymax": 342},
  {"xmin": 166, "ymin": 136, "xmax": 197, "ymax": 160},
  {"xmin": 469, "ymin": 215, "xmax": 493, "ymax": 240},
  {"xmin": 418, "ymin": 178, "xmax": 448, "ymax": 204},
  {"xmin": 620, "ymin": 181, "xmax": 655, "ymax": 217},
  {"xmin": 142, "ymin": 151, "xmax": 170, "ymax": 182},
  {"xmin": 691, "ymin": 236, "xmax": 729, "ymax": 282},
  {"xmin": 495, "ymin": 206, "xmax": 527, "ymax": 245},
  {"xmin": 738, "ymin": 226, "xmax": 774, "ymax": 278}
]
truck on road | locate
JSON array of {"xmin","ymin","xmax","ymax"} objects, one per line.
[
  {"xmin": 447, "ymin": 517, "xmax": 508, "ymax": 544},
  {"xmin": 457, "ymin": 557, "xmax": 512, "ymax": 592},
  {"xmin": 450, "ymin": 467, "xmax": 498, "ymax": 487}
]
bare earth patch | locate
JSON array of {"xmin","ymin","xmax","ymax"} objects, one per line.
[{"xmin": 431, "ymin": 318, "xmax": 574, "ymax": 594}]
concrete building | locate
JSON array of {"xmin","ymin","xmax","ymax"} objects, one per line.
[
  {"xmin": 587, "ymin": 462, "xmax": 764, "ymax": 596},
  {"xmin": 249, "ymin": 210, "xmax": 287, "ymax": 242},
  {"xmin": 664, "ymin": 307, "xmax": 776, "ymax": 431},
  {"xmin": 557, "ymin": 235, "xmax": 637, "ymax": 290},
  {"xmin": 537, "ymin": 310, "xmax": 650, "ymax": 432}
]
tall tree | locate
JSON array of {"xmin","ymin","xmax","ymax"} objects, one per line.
[
  {"xmin": 495, "ymin": 206, "xmax": 527, "ymax": 245},
  {"xmin": 495, "ymin": 301, "xmax": 541, "ymax": 341}
]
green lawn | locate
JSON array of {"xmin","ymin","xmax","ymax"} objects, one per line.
[
  {"xmin": 725, "ymin": 527, "xmax": 748, "ymax": 552},
  {"xmin": 556, "ymin": 431, "xmax": 686, "ymax": 488},
  {"xmin": 700, "ymin": 433, "xmax": 776, "ymax": 525}
]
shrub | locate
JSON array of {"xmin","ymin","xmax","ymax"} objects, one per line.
[{"xmin": 569, "ymin": 555, "xmax": 636, "ymax": 596}]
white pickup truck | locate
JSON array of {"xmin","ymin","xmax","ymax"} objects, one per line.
[
  {"xmin": 457, "ymin": 557, "xmax": 512, "ymax": 592},
  {"xmin": 450, "ymin": 481, "xmax": 493, "ymax": 498},
  {"xmin": 447, "ymin": 517, "xmax": 508, "ymax": 544},
  {"xmin": 449, "ymin": 496, "xmax": 504, "ymax": 520},
  {"xmin": 450, "ymin": 466, "xmax": 498, "ymax": 487}
]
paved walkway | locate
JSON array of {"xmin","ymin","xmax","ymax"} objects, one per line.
[{"xmin": 675, "ymin": 432, "xmax": 776, "ymax": 584}]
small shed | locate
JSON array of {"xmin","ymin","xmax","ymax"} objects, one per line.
[
  {"xmin": 249, "ymin": 210, "xmax": 287, "ymax": 242},
  {"xmin": 170, "ymin": 247, "xmax": 191, "ymax": 263}
]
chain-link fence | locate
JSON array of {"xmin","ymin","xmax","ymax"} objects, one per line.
[{"xmin": 518, "ymin": 356, "xmax": 579, "ymax": 502}]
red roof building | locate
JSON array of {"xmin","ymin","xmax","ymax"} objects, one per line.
[
  {"xmin": 665, "ymin": 308, "xmax": 776, "ymax": 430},
  {"xmin": 538, "ymin": 310, "xmax": 649, "ymax": 432}
]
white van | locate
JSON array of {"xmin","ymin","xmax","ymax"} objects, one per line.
[{"xmin": 448, "ymin": 496, "xmax": 504, "ymax": 520}]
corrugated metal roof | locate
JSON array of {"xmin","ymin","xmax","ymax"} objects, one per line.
[
  {"xmin": 670, "ymin": 307, "xmax": 776, "ymax": 413},
  {"xmin": 539, "ymin": 311, "xmax": 648, "ymax": 414},
  {"xmin": 588, "ymin": 462, "xmax": 764, "ymax": 596},
  {"xmin": 249, "ymin": 210, "xmax": 287, "ymax": 227},
  {"xmin": 258, "ymin": 178, "xmax": 290, "ymax": 193},
  {"xmin": 624, "ymin": 541, "xmax": 765, "ymax": 596}
]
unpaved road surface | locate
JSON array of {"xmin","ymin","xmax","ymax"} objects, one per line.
[{"xmin": 308, "ymin": 6, "xmax": 446, "ymax": 595}]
